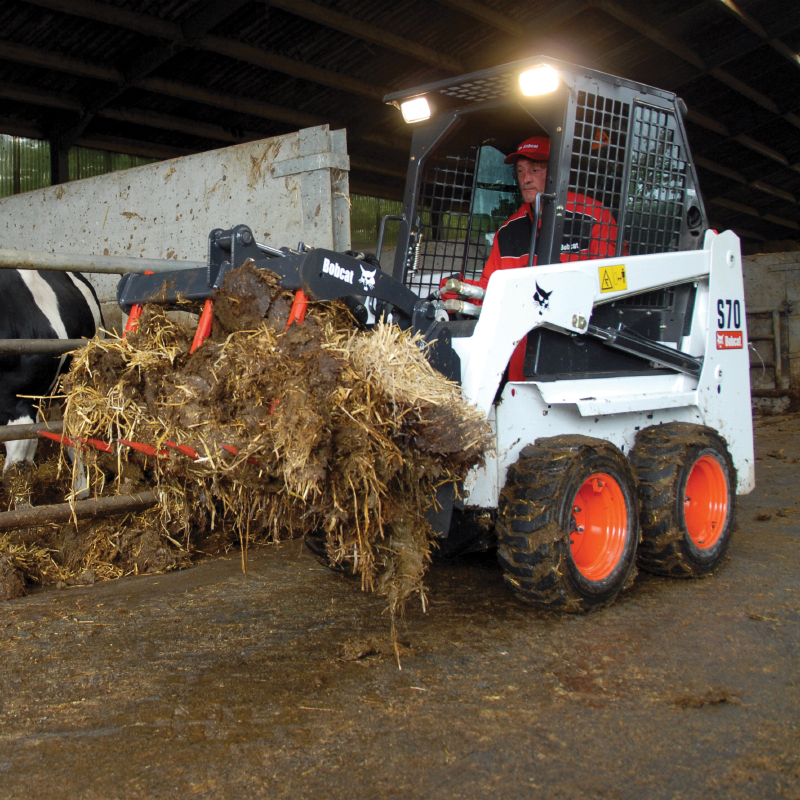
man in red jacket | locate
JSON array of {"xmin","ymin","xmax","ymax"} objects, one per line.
[
  {"xmin": 479, "ymin": 135, "xmax": 622, "ymax": 289},
  {"xmin": 475, "ymin": 135, "xmax": 623, "ymax": 378}
]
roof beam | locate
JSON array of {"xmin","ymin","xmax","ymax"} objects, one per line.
[
  {"xmin": 592, "ymin": 0, "xmax": 800, "ymax": 131},
  {"xmin": 0, "ymin": 75, "xmax": 409, "ymax": 156},
  {"xmin": 686, "ymin": 108, "xmax": 800, "ymax": 174},
  {"xmin": 20, "ymin": 0, "xmax": 391, "ymax": 100},
  {"xmin": 263, "ymin": 0, "xmax": 464, "ymax": 73},
  {"xmin": 713, "ymin": 0, "xmax": 800, "ymax": 72},
  {"xmin": 432, "ymin": 0, "xmax": 526, "ymax": 39},
  {"xmin": 0, "ymin": 115, "xmax": 192, "ymax": 160},
  {"xmin": 75, "ymin": 134, "xmax": 192, "ymax": 160},
  {"xmin": 708, "ymin": 221, "xmax": 767, "ymax": 241},
  {"xmin": 695, "ymin": 156, "xmax": 798, "ymax": 205},
  {"xmin": 198, "ymin": 36, "xmax": 386, "ymax": 100},
  {"xmin": 0, "ymin": 83, "xmax": 83, "ymax": 113},
  {"xmin": 22, "ymin": 0, "xmax": 181, "ymax": 39},
  {"xmin": 98, "ymin": 107, "xmax": 263, "ymax": 144},
  {"xmin": 0, "ymin": 38, "xmax": 121, "ymax": 82},
  {"xmin": 137, "ymin": 77, "xmax": 326, "ymax": 131},
  {"xmin": 710, "ymin": 197, "xmax": 800, "ymax": 230},
  {"xmin": 51, "ymin": 0, "xmax": 253, "ymax": 154}
]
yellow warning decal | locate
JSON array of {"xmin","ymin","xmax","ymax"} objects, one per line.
[{"xmin": 599, "ymin": 264, "xmax": 627, "ymax": 293}]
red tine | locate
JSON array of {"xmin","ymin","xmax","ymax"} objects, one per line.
[
  {"xmin": 84, "ymin": 437, "xmax": 114, "ymax": 453},
  {"xmin": 286, "ymin": 289, "xmax": 308, "ymax": 328},
  {"xmin": 123, "ymin": 270, "xmax": 154, "ymax": 337},
  {"xmin": 221, "ymin": 444, "xmax": 261, "ymax": 467},
  {"xmin": 190, "ymin": 298, "xmax": 214, "ymax": 353},
  {"xmin": 119, "ymin": 439, "xmax": 168, "ymax": 458},
  {"xmin": 39, "ymin": 431, "xmax": 77, "ymax": 449},
  {"xmin": 163, "ymin": 440, "xmax": 199, "ymax": 459}
]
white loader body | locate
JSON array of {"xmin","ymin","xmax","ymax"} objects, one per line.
[{"xmin": 455, "ymin": 229, "xmax": 754, "ymax": 508}]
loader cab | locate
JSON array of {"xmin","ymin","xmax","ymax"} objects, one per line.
[{"xmin": 384, "ymin": 58, "xmax": 708, "ymax": 381}]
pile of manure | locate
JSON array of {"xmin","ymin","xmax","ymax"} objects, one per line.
[
  {"xmin": 54, "ymin": 261, "xmax": 491, "ymax": 624},
  {"xmin": 0, "ymin": 446, "xmax": 191, "ymax": 601}
]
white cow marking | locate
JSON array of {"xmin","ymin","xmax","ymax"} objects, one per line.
[
  {"xmin": 17, "ymin": 270, "xmax": 68, "ymax": 339},
  {"xmin": 67, "ymin": 272, "xmax": 103, "ymax": 333},
  {"xmin": 3, "ymin": 414, "xmax": 38, "ymax": 473}
]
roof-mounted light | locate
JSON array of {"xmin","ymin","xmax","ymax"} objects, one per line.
[
  {"xmin": 400, "ymin": 96, "xmax": 431, "ymax": 123},
  {"xmin": 519, "ymin": 65, "xmax": 559, "ymax": 97}
]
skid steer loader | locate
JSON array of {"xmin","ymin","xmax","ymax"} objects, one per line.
[{"xmin": 117, "ymin": 57, "xmax": 754, "ymax": 612}]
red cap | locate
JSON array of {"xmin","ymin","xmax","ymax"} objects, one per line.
[{"xmin": 504, "ymin": 136, "xmax": 550, "ymax": 164}]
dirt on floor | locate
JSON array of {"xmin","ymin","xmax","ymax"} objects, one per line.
[{"xmin": 1, "ymin": 415, "xmax": 799, "ymax": 799}]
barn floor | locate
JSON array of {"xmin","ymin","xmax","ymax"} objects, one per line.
[{"xmin": 1, "ymin": 416, "xmax": 799, "ymax": 800}]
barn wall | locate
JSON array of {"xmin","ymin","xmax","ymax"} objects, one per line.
[
  {"xmin": 743, "ymin": 251, "xmax": 800, "ymax": 412},
  {"xmin": 0, "ymin": 125, "xmax": 350, "ymax": 328}
]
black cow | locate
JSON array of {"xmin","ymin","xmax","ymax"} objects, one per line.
[{"xmin": 1, "ymin": 269, "xmax": 103, "ymax": 481}]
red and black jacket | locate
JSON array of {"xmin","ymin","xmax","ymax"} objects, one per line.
[
  {"xmin": 466, "ymin": 192, "xmax": 624, "ymax": 379},
  {"xmin": 478, "ymin": 191, "xmax": 622, "ymax": 289}
]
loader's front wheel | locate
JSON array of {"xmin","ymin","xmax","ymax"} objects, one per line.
[
  {"xmin": 630, "ymin": 423, "xmax": 736, "ymax": 577},
  {"xmin": 497, "ymin": 436, "xmax": 639, "ymax": 612}
]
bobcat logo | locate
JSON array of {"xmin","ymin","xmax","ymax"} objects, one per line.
[
  {"xmin": 533, "ymin": 282, "xmax": 553, "ymax": 315},
  {"xmin": 359, "ymin": 265, "xmax": 377, "ymax": 292}
]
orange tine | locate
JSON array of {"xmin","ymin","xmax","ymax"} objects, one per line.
[
  {"xmin": 119, "ymin": 439, "xmax": 168, "ymax": 458},
  {"xmin": 39, "ymin": 431, "xmax": 77, "ymax": 449},
  {"xmin": 123, "ymin": 270, "xmax": 154, "ymax": 337},
  {"xmin": 190, "ymin": 298, "xmax": 214, "ymax": 354},
  {"xmin": 163, "ymin": 440, "xmax": 199, "ymax": 459},
  {"xmin": 85, "ymin": 437, "xmax": 114, "ymax": 453},
  {"xmin": 221, "ymin": 444, "xmax": 261, "ymax": 467},
  {"xmin": 286, "ymin": 289, "xmax": 308, "ymax": 329},
  {"xmin": 38, "ymin": 431, "xmax": 113, "ymax": 453}
]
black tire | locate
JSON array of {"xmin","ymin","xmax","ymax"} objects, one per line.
[
  {"xmin": 497, "ymin": 435, "xmax": 640, "ymax": 612},
  {"xmin": 630, "ymin": 423, "xmax": 736, "ymax": 578}
]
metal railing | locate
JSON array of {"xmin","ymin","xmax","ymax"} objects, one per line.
[
  {"xmin": 0, "ymin": 248, "xmax": 203, "ymax": 275},
  {"xmin": 748, "ymin": 305, "xmax": 787, "ymax": 398},
  {"xmin": 0, "ymin": 248, "xmax": 204, "ymax": 357}
]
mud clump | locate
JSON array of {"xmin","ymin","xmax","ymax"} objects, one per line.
[
  {"xmin": 51, "ymin": 261, "xmax": 490, "ymax": 625},
  {"xmin": 0, "ymin": 555, "xmax": 25, "ymax": 600}
]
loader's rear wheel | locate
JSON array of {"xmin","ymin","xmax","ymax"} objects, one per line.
[
  {"xmin": 630, "ymin": 423, "xmax": 736, "ymax": 577},
  {"xmin": 497, "ymin": 436, "xmax": 639, "ymax": 612}
]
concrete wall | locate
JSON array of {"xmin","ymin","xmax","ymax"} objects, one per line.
[
  {"xmin": 0, "ymin": 125, "xmax": 350, "ymax": 328},
  {"xmin": 743, "ymin": 251, "xmax": 800, "ymax": 412}
]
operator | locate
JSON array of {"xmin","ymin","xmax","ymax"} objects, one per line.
[
  {"xmin": 465, "ymin": 135, "xmax": 623, "ymax": 379},
  {"xmin": 479, "ymin": 135, "xmax": 622, "ymax": 289}
]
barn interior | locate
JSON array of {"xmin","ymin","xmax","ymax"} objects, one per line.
[
  {"xmin": 0, "ymin": 0, "xmax": 799, "ymax": 252},
  {"xmin": 1, "ymin": 3, "xmax": 800, "ymax": 798}
]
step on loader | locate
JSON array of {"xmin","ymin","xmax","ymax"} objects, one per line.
[{"xmin": 116, "ymin": 57, "xmax": 755, "ymax": 612}]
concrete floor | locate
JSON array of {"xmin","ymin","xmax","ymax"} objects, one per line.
[{"xmin": 1, "ymin": 415, "xmax": 799, "ymax": 799}]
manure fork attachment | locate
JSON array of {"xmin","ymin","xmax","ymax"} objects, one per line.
[
  {"xmin": 115, "ymin": 224, "xmax": 459, "ymax": 379},
  {"xmin": 1, "ymin": 223, "xmax": 460, "ymax": 536}
]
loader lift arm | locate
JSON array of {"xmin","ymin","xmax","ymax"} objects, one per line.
[
  {"xmin": 116, "ymin": 224, "xmax": 461, "ymax": 381},
  {"xmin": 118, "ymin": 225, "xmax": 422, "ymax": 323}
]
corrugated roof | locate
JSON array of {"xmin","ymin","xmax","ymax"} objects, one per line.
[{"xmin": 0, "ymin": 0, "xmax": 797, "ymax": 244}]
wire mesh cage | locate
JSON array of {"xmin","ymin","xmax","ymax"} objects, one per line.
[
  {"xmin": 623, "ymin": 103, "xmax": 687, "ymax": 256},
  {"xmin": 565, "ymin": 90, "xmax": 630, "ymax": 260},
  {"xmin": 407, "ymin": 135, "xmax": 521, "ymax": 298}
]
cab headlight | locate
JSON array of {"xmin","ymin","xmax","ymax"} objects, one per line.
[
  {"xmin": 400, "ymin": 96, "xmax": 431, "ymax": 123},
  {"xmin": 519, "ymin": 66, "xmax": 559, "ymax": 97}
]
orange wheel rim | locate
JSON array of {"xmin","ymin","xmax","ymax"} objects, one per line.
[
  {"xmin": 684, "ymin": 455, "xmax": 728, "ymax": 549},
  {"xmin": 569, "ymin": 472, "xmax": 628, "ymax": 581}
]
